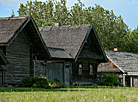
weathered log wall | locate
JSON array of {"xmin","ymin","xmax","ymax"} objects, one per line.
[
  {"xmin": 5, "ymin": 31, "xmax": 30, "ymax": 85},
  {"xmin": 71, "ymin": 59, "xmax": 98, "ymax": 85}
]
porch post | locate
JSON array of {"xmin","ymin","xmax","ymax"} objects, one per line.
[
  {"xmin": 123, "ymin": 74, "xmax": 125, "ymax": 87},
  {"xmin": 130, "ymin": 76, "xmax": 133, "ymax": 87}
]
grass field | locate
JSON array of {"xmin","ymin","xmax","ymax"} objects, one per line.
[{"xmin": 0, "ymin": 86, "xmax": 138, "ymax": 102}]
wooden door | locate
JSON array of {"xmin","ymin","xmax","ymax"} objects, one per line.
[{"xmin": 46, "ymin": 63, "xmax": 64, "ymax": 83}]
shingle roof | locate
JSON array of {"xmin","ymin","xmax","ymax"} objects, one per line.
[
  {"xmin": 0, "ymin": 16, "xmax": 29, "ymax": 44},
  {"xmin": 39, "ymin": 25, "xmax": 91, "ymax": 59},
  {"xmin": 39, "ymin": 24, "xmax": 107, "ymax": 62},
  {"xmin": 105, "ymin": 50, "xmax": 138, "ymax": 73},
  {"xmin": 48, "ymin": 47, "xmax": 72, "ymax": 59}
]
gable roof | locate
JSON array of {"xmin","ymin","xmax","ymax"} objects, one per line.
[
  {"xmin": 39, "ymin": 24, "xmax": 107, "ymax": 62},
  {"xmin": 98, "ymin": 59, "xmax": 121, "ymax": 73},
  {"xmin": 0, "ymin": 16, "xmax": 51, "ymax": 60},
  {"xmin": 0, "ymin": 49, "xmax": 8, "ymax": 65},
  {"xmin": 105, "ymin": 50, "xmax": 138, "ymax": 73}
]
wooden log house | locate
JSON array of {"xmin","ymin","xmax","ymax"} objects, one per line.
[
  {"xmin": 0, "ymin": 16, "xmax": 51, "ymax": 86},
  {"xmin": 39, "ymin": 24, "xmax": 108, "ymax": 85}
]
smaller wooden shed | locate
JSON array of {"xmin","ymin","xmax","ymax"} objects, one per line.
[{"xmin": 98, "ymin": 50, "xmax": 138, "ymax": 87}]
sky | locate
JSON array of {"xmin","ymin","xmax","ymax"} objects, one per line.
[{"xmin": 0, "ymin": 0, "xmax": 138, "ymax": 30}]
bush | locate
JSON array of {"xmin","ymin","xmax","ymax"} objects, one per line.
[
  {"xmin": 33, "ymin": 77, "xmax": 49, "ymax": 88},
  {"xmin": 103, "ymin": 73, "xmax": 116, "ymax": 83},
  {"xmin": 20, "ymin": 77, "xmax": 66, "ymax": 89},
  {"xmin": 99, "ymin": 73, "xmax": 123, "ymax": 87},
  {"xmin": 20, "ymin": 77, "xmax": 34, "ymax": 87},
  {"xmin": 114, "ymin": 81, "xmax": 123, "ymax": 87},
  {"xmin": 54, "ymin": 77, "xmax": 60, "ymax": 83},
  {"xmin": 20, "ymin": 77, "xmax": 48, "ymax": 88},
  {"xmin": 48, "ymin": 77, "xmax": 66, "ymax": 89}
]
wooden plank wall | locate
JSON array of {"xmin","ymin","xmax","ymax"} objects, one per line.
[
  {"xmin": 71, "ymin": 35, "xmax": 99, "ymax": 85},
  {"xmin": 5, "ymin": 31, "xmax": 30, "ymax": 85},
  {"xmin": 35, "ymin": 62, "xmax": 46, "ymax": 77},
  {"xmin": 71, "ymin": 59, "xmax": 97, "ymax": 84}
]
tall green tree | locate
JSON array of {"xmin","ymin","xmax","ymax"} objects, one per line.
[{"xmin": 18, "ymin": 0, "xmax": 132, "ymax": 52}]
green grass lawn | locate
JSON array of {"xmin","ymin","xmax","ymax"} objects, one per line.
[{"xmin": 0, "ymin": 86, "xmax": 138, "ymax": 102}]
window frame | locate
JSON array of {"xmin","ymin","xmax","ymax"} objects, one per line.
[
  {"xmin": 89, "ymin": 63, "xmax": 94, "ymax": 75},
  {"xmin": 78, "ymin": 62, "xmax": 83, "ymax": 75}
]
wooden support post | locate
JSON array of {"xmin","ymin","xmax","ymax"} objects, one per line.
[
  {"xmin": 2, "ymin": 70, "xmax": 4, "ymax": 86},
  {"xmin": 123, "ymin": 74, "xmax": 125, "ymax": 87},
  {"xmin": 130, "ymin": 76, "xmax": 133, "ymax": 87},
  {"xmin": 33, "ymin": 56, "xmax": 37, "ymax": 78}
]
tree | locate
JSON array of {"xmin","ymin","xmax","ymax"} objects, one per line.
[{"xmin": 18, "ymin": 0, "xmax": 131, "ymax": 52}]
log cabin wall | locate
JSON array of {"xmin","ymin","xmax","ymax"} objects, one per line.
[
  {"xmin": 71, "ymin": 59, "xmax": 98, "ymax": 85},
  {"xmin": 5, "ymin": 30, "xmax": 30, "ymax": 85}
]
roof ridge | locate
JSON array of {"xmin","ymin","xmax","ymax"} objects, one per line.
[
  {"xmin": 105, "ymin": 49, "xmax": 138, "ymax": 55},
  {"xmin": 0, "ymin": 16, "xmax": 30, "ymax": 20}
]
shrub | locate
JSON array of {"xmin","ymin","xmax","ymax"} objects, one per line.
[
  {"xmin": 54, "ymin": 77, "xmax": 60, "ymax": 83},
  {"xmin": 20, "ymin": 77, "xmax": 34, "ymax": 87},
  {"xmin": 99, "ymin": 73, "xmax": 123, "ymax": 87},
  {"xmin": 20, "ymin": 77, "xmax": 66, "ymax": 89},
  {"xmin": 48, "ymin": 78, "xmax": 66, "ymax": 89},
  {"xmin": 33, "ymin": 77, "xmax": 49, "ymax": 88},
  {"xmin": 20, "ymin": 77, "xmax": 48, "ymax": 88},
  {"xmin": 114, "ymin": 81, "xmax": 123, "ymax": 87},
  {"xmin": 103, "ymin": 73, "xmax": 116, "ymax": 83}
]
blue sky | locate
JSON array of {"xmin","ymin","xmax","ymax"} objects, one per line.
[{"xmin": 0, "ymin": 0, "xmax": 138, "ymax": 30}]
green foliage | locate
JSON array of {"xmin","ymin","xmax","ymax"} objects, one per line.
[
  {"xmin": 114, "ymin": 81, "xmax": 123, "ymax": 87},
  {"xmin": 20, "ymin": 77, "xmax": 34, "ymax": 87},
  {"xmin": 17, "ymin": 0, "xmax": 138, "ymax": 53},
  {"xmin": 32, "ymin": 77, "xmax": 49, "ymax": 88},
  {"xmin": 20, "ymin": 77, "xmax": 48, "ymax": 88},
  {"xmin": 48, "ymin": 78, "xmax": 66, "ymax": 89},
  {"xmin": 99, "ymin": 73, "xmax": 123, "ymax": 87},
  {"xmin": 20, "ymin": 77, "xmax": 66, "ymax": 89},
  {"xmin": 103, "ymin": 73, "xmax": 116, "ymax": 83},
  {"xmin": 54, "ymin": 77, "xmax": 60, "ymax": 83}
]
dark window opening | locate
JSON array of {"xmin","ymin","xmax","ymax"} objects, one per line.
[
  {"xmin": 0, "ymin": 46, "xmax": 6, "ymax": 55},
  {"xmin": 66, "ymin": 65, "xmax": 70, "ymax": 68},
  {"xmin": 78, "ymin": 63, "xmax": 83, "ymax": 75},
  {"xmin": 90, "ymin": 63, "xmax": 93, "ymax": 75}
]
